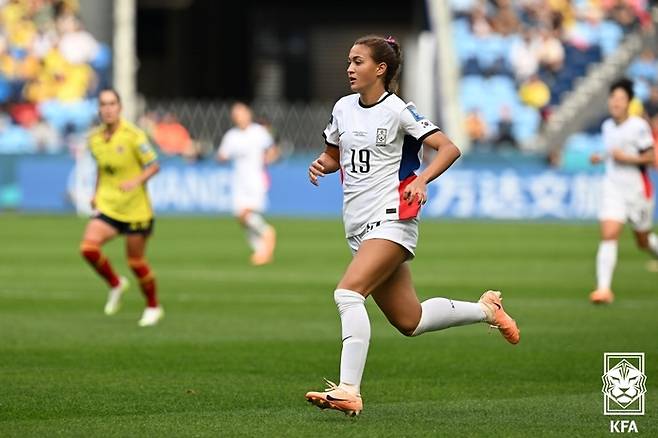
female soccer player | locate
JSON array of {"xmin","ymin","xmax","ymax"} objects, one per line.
[
  {"xmin": 589, "ymin": 78, "xmax": 658, "ymax": 304},
  {"xmin": 79, "ymin": 89, "xmax": 164, "ymax": 327},
  {"xmin": 304, "ymin": 35, "xmax": 520, "ymax": 416},
  {"xmin": 216, "ymin": 102, "xmax": 279, "ymax": 265}
]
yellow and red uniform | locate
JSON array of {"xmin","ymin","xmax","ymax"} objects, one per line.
[{"xmin": 88, "ymin": 118, "xmax": 158, "ymax": 224}]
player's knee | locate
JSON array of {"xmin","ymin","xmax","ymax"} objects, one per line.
[
  {"xmin": 127, "ymin": 257, "xmax": 147, "ymax": 270},
  {"xmin": 237, "ymin": 210, "xmax": 250, "ymax": 225},
  {"xmin": 634, "ymin": 234, "xmax": 650, "ymax": 249},
  {"xmin": 396, "ymin": 320, "xmax": 420, "ymax": 337},
  {"xmin": 80, "ymin": 241, "xmax": 100, "ymax": 261}
]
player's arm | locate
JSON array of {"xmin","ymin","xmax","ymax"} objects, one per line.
[
  {"xmin": 611, "ymin": 147, "xmax": 655, "ymax": 165},
  {"xmin": 119, "ymin": 161, "xmax": 160, "ymax": 192},
  {"xmin": 416, "ymin": 131, "xmax": 461, "ymax": 184},
  {"xmin": 265, "ymin": 144, "xmax": 281, "ymax": 165},
  {"xmin": 91, "ymin": 166, "xmax": 100, "ymax": 209},
  {"xmin": 217, "ymin": 149, "xmax": 230, "ymax": 162},
  {"xmin": 403, "ymin": 131, "xmax": 461, "ymax": 205},
  {"xmin": 309, "ymin": 144, "xmax": 340, "ymax": 186}
]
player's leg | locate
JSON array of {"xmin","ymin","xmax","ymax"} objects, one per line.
[
  {"xmin": 80, "ymin": 217, "xmax": 128, "ymax": 289},
  {"xmin": 371, "ymin": 263, "xmax": 519, "ymax": 343},
  {"xmin": 238, "ymin": 206, "xmax": 276, "ymax": 265},
  {"xmin": 305, "ymin": 239, "xmax": 405, "ymax": 416},
  {"xmin": 126, "ymin": 231, "xmax": 163, "ymax": 326},
  {"xmin": 591, "ymin": 219, "xmax": 624, "ymax": 303},
  {"xmin": 80, "ymin": 217, "xmax": 129, "ymax": 314}
]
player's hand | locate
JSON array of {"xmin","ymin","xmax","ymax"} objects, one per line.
[
  {"xmin": 403, "ymin": 178, "xmax": 428, "ymax": 206},
  {"xmin": 309, "ymin": 158, "xmax": 325, "ymax": 186},
  {"xmin": 119, "ymin": 178, "xmax": 140, "ymax": 192},
  {"xmin": 611, "ymin": 149, "xmax": 628, "ymax": 163},
  {"xmin": 590, "ymin": 153, "xmax": 603, "ymax": 164}
]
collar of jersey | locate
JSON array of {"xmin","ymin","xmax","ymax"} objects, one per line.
[
  {"xmin": 359, "ymin": 92, "xmax": 392, "ymax": 108},
  {"xmin": 102, "ymin": 118, "xmax": 126, "ymax": 141}
]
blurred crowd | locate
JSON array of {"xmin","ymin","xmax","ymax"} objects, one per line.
[
  {"xmin": 0, "ymin": 0, "xmax": 110, "ymax": 154},
  {"xmin": 455, "ymin": 0, "xmax": 652, "ymax": 151}
]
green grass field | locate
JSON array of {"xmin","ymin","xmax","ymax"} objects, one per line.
[{"xmin": 0, "ymin": 215, "xmax": 656, "ymax": 437}]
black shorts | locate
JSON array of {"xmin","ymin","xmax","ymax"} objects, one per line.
[{"xmin": 96, "ymin": 213, "xmax": 154, "ymax": 236}]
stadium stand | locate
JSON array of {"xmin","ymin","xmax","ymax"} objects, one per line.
[
  {"xmin": 0, "ymin": 0, "xmax": 109, "ymax": 155},
  {"xmin": 451, "ymin": 0, "xmax": 647, "ymax": 152}
]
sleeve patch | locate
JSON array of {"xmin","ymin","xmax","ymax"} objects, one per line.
[{"xmin": 406, "ymin": 105, "xmax": 425, "ymax": 122}]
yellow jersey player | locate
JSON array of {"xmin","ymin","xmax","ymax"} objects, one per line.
[{"xmin": 79, "ymin": 89, "xmax": 164, "ymax": 327}]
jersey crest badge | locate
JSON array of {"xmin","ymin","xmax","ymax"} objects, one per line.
[{"xmin": 376, "ymin": 128, "xmax": 387, "ymax": 146}]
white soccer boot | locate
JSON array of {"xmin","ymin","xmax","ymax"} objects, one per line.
[
  {"xmin": 104, "ymin": 276, "xmax": 129, "ymax": 315},
  {"xmin": 138, "ymin": 306, "xmax": 164, "ymax": 327}
]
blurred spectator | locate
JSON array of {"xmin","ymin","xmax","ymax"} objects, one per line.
[
  {"xmin": 643, "ymin": 85, "xmax": 658, "ymax": 119},
  {"xmin": 493, "ymin": 105, "xmax": 518, "ymax": 149},
  {"xmin": 469, "ymin": 3, "xmax": 494, "ymax": 37},
  {"xmin": 509, "ymin": 27, "xmax": 541, "ymax": 81},
  {"xmin": 464, "ymin": 109, "xmax": 488, "ymax": 148},
  {"xmin": 537, "ymin": 27, "xmax": 565, "ymax": 73},
  {"xmin": 519, "ymin": 74, "xmax": 551, "ymax": 109},
  {"xmin": 491, "ymin": 0, "xmax": 520, "ymax": 35},
  {"xmin": 57, "ymin": 15, "xmax": 99, "ymax": 65},
  {"xmin": 30, "ymin": 113, "xmax": 61, "ymax": 153},
  {"xmin": 627, "ymin": 49, "xmax": 658, "ymax": 85},
  {"xmin": 0, "ymin": 0, "xmax": 106, "ymax": 155},
  {"xmin": 142, "ymin": 111, "xmax": 202, "ymax": 162}
]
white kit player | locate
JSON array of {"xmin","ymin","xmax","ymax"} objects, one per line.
[
  {"xmin": 304, "ymin": 35, "xmax": 520, "ymax": 417},
  {"xmin": 589, "ymin": 78, "xmax": 658, "ymax": 304},
  {"xmin": 217, "ymin": 102, "xmax": 279, "ymax": 265}
]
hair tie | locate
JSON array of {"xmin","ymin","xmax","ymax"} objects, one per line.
[{"xmin": 385, "ymin": 36, "xmax": 397, "ymax": 44}]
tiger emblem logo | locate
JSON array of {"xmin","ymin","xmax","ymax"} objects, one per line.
[{"xmin": 602, "ymin": 357, "xmax": 646, "ymax": 411}]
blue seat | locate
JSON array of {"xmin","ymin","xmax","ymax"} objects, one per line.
[
  {"xmin": 0, "ymin": 125, "xmax": 37, "ymax": 154},
  {"xmin": 600, "ymin": 21, "xmax": 623, "ymax": 55}
]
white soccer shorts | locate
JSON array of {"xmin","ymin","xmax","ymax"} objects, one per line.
[
  {"xmin": 347, "ymin": 218, "xmax": 419, "ymax": 259},
  {"xmin": 599, "ymin": 184, "xmax": 655, "ymax": 232}
]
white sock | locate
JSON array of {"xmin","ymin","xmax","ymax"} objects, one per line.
[
  {"xmin": 648, "ymin": 233, "xmax": 658, "ymax": 258},
  {"xmin": 243, "ymin": 212, "xmax": 268, "ymax": 249},
  {"xmin": 596, "ymin": 240, "xmax": 618, "ymax": 290},
  {"xmin": 244, "ymin": 212, "xmax": 268, "ymax": 233},
  {"xmin": 411, "ymin": 298, "xmax": 486, "ymax": 336},
  {"xmin": 334, "ymin": 289, "xmax": 370, "ymax": 395},
  {"xmin": 246, "ymin": 228, "xmax": 261, "ymax": 251}
]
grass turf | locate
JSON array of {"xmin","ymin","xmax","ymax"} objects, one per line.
[{"xmin": 0, "ymin": 215, "xmax": 656, "ymax": 437}]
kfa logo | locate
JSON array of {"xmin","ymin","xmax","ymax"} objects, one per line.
[
  {"xmin": 602, "ymin": 352, "xmax": 646, "ymax": 415},
  {"xmin": 376, "ymin": 128, "xmax": 387, "ymax": 146},
  {"xmin": 609, "ymin": 420, "xmax": 638, "ymax": 433}
]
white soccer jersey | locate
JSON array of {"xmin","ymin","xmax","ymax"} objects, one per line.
[
  {"xmin": 323, "ymin": 92, "xmax": 440, "ymax": 237},
  {"xmin": 217, "ymin": 123, "xmax": 274, "ymax": 191},
  {"xmin": 601, "ymin": 115, "xmax": 655, "ymax": 198}
]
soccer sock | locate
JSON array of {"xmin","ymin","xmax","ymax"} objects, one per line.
[
  {"xmin": 128, "ymin": 258, "xmax": 159, "ymax": 307},
  {"xmin": 246, "ymin": 228, "xmax": 261, "ymax": 252},
  {"xmin": 647, "ymin": 233, "xmax": 658, "ymax": 258},
  {"xmin": 411, "ymin": 298, "xmax": 486, "ymax": 336},
  {"xmin": 80, "ymin": 242, "xmax": 120, "ymax": 288},
  {"xmin": 334, "ymin": 289, "xmax": 370, "ymax": 395},
  {"xmin": 243, "ymin": 212, "xmax": 268, "ymax": 251},
  {"xmin": 596, "ymin": 240, "xmax": 618, "ymax": 290}
]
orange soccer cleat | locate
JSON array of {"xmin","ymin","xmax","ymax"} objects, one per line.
[
  {"xmin": 479, "ymin": 290, "xmax": 520, "ymax": 345},
  {"xmin": 305, "ymin": 379, "xmax": 363, "ymax": 417},
  {"xmin": 589, "ymin": 288, "xmax": 614, "ymax": 304}
]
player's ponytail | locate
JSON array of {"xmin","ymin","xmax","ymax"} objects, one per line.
[{"xmin": 354, "ymin": 34, "xmax": 402, "ymax": 93}]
